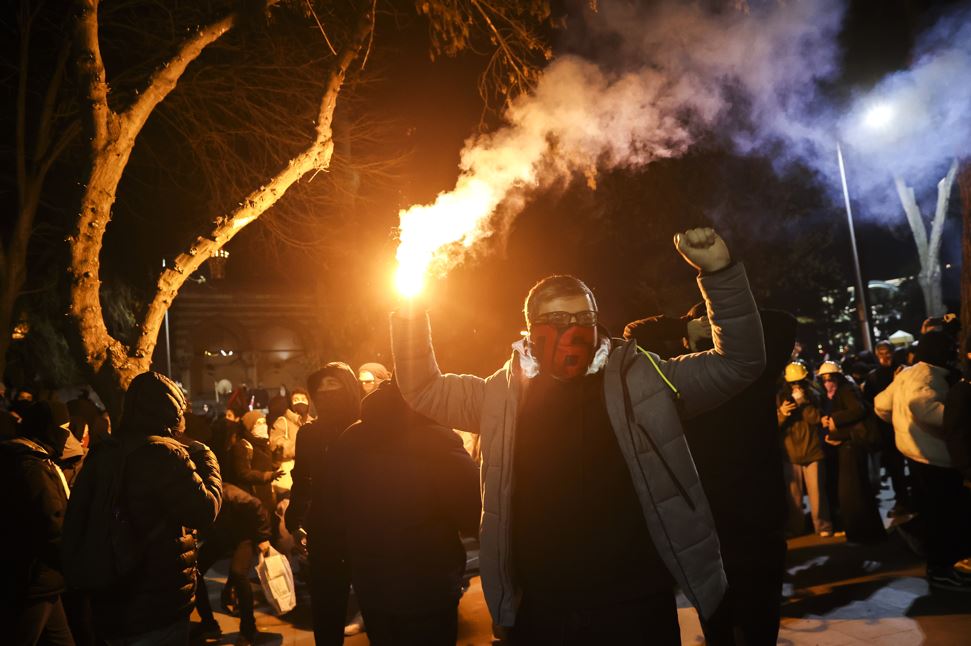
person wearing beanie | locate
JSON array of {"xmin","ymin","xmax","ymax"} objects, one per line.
[
  {"xmin": 0, "ymin": 401, "xmax": 74, "ymax": 644},
  {"xmin": 286, "ymin": 362, "xmax": 362, "ymax": 645},
  {"xmin": 61, "ymin": 371, "xmax": 222, "ymax": 642},
  {"xmin": 269, "ymin": 387, "xmax": 314, "ymax": 462},
  {"xmin": 357, "ymin": 362, "xmax": 391, "ymax": 396},
  {"xmin": 876, "ymin": 331, "xmax": 971, "ymax": 591},
  {"xmin": 228, "ymin": 410, "xmax": 282, "ymax": 516}
]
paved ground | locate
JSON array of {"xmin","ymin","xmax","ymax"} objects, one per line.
[{"xmin": 195, "ymin": 488, "xmax": 971, "ymax": 645}]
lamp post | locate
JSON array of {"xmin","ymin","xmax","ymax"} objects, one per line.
[
  {"xmin": 834, "ymin": 101, "xmax": 898, "ymax": 352},
  {"xmin": 836, "ymin": 142, "xmax": 874, "ymax": 352}
]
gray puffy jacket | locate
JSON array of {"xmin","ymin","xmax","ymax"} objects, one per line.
[{"xmin": 391, "ymin": 263, "xmax": 765, "ymax": 626}]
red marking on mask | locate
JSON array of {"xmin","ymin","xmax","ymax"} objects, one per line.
[{"xmin": 530, "ymin": 324, "xmax": 596, "ymax": 379}]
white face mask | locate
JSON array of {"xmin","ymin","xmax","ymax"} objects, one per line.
[{"xmin": 252, "ymin": 419, "xmax": 269, "ymax": 440}]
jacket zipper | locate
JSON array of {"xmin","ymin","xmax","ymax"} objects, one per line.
[{"xmin": 620, "ymin": 348, "xmax": 695, "ymax": 510}]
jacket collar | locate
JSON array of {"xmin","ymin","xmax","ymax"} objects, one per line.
[{"xmin": 510, "ymin": 335, "xmax": 612, "ymax": 380}]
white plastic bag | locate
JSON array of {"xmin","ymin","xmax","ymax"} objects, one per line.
[{"xmin": 256, "ymin": 546, "xmax": 296, "ymax": 615}]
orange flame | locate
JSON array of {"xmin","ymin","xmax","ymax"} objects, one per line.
[{"xmin": 393, "ymin": 176, "xmax": 503, "ymax": 298}]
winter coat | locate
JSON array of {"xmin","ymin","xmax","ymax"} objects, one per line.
[
  {"xmin": 270, "ymin": 409, "xmax": 307, "ymax": 461},
  {"xmin": 821, "ymin": 381, "xmax": 869, "ymax": 445},
  {"xmin": 391, "ymin": 263, "xmax": 765, "ymax": 626},
  {"xmin": 875, "ymin": 362, "xmax": 953, "ymax": 467},
  {"xmin": 321, "ymin": 381, "xmax": 480, "ymax": 616},
  {"xmin": 778, "ymin": 387, "xmax": 825, "ymax": 465},
  {"xmin": 285, "ymin": 418, "xmax": 344, "ymax": 536},
  {"xmin": 0, "ymin": 438, "xmax": 70, "ymax": 605},
  {"xmin": 227, "ymin": 435, "xmax": 276, "ymax": 513},
  {"xmin": 942, "ymin": 379, "xmax": 971, "ymax": 471},
  {"xmin": 202, "ymin": 483, "xmax": 272, "ymax": 555},
  {"xmin": 70, "ymin": 434, "xmax": 222, "ymax": 639}
]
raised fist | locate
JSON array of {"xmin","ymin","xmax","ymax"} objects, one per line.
[{"xmin": 674, "ymin": 228, "xmax": 731, "ymax": 273}]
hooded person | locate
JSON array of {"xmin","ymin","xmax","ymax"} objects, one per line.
[
  {"xmin": 228, "ymin": 410, "xmax": 282, "ymax": 516},
  {"xmin": 314, "ymin": 378, "xmax": 481, "ymax": 645},
  {"xmin": 61, "ymin": 371, "xmax": 222, "ymax": 643},
  {"xmin": 0, "ymin": 401, "xmax": 75, "ymax": 644},
  {"xmin": 270, "ymin": 388, "xmax": 313, "ymax": 462},
  {"xmin": 390, "ymin": 228, "xmax": 765, "ymax": 643},
  {"xmin": 285, "ymin": 362, "xmax": 362, "ymax": 645},
  {"xmin": 357, "ymin": 362, "xmax": 391, "ymax": 396},
  {"xmin": 625, "ymin": 307, "xmax": 796, "ymax": 644},
  {"xmin": 876, "ymin": 331, "xmax": 971, "ymax": 591}
]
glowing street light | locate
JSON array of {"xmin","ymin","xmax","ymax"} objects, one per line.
[
  {"xmin": 862, "ymin": 102, "xmax": 894, "ymax": 131},
  {"xmin": 834, "ymin": 100, "xmax": 899, "ymax": 352}
]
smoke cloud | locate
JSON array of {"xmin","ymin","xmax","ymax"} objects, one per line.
[{"xmin": 395, "ymin": 0, "xmax": 969, "ymax": 288}]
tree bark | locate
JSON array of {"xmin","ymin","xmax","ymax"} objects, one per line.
[
  {"xmin": 959, "ymin": 160, "xmax": 971, "ymax": 375},
  {"xmin": 893, "ymin": 160, "xmax": 958, "ymax": 319},
  {"xmin": 67, "ymin": 0, "xmax": 374, "ymax": 413}
]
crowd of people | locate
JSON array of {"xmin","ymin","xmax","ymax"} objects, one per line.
[{"xmin": 1, "ymin": 228, "xmax": 970, "ymax": 646}]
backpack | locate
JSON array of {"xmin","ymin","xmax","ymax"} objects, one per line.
[{"xmin": 61, "ymin": 437, "xmax": 163, "ymax": 591}]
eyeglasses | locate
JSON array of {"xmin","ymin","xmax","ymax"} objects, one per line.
[{"xmin": 533, "ymin": 310, "xmax": 597, "ymax": 328}]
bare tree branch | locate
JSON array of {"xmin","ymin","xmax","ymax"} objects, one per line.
[
  {"xmin": 33, "ymin": 39, "xmax": 72, "ymax": 163},
  {"xmin": 134, "ymin": 5, "xmax": 375, "ymax": 360},
  {"xmin": 119, "ymin": 12, "xmax": 236, "ymax": 145}
]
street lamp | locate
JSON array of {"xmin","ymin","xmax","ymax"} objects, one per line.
[
  {"xmin": 833, "ymin": 100, "xmax": 899, "ymax": 352},
  {"xmin": 836, "ymin": 143, "xmax": 874, "ymax": 352}
]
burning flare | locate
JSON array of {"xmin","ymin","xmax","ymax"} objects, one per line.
[{"xmin": 394, "ymin": 178, "xmax": 500, "ymax": 297}]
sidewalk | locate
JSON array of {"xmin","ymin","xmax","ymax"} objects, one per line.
[{"xmin": 195, "ymin": 527, "xmax": 971, "ymax": 644}]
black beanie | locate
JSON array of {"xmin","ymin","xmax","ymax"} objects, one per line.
[
  {"xmin": 916, "ymin": 331, "xmax": 953, "ymax": 368},
  {"xmin": 20, "ymin": 401, "xmax": 71, "ymax": 457},
  {"xmin": 119, "ymin": 372, "xmax": 187, "ymax": 437}
]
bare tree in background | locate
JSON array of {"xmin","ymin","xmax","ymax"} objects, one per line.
[
  {"xmin": 959, "ymin": 160, "xmax": 971, "ymax": 373},
  {"xmin": 56, "ymin": 0, "xmax": 552, "ymax": 412},
  {"xmin": 893, "ymin": 159, "xmax": 959, "ymax": 319},
  {"xmin": 0, "ymin": 4, "xmax": 78, "ymax": 383}
]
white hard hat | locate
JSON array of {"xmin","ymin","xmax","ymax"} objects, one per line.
[{"xmin": 817, "ymin": 361, "xmax": 842, "ymax": 377}]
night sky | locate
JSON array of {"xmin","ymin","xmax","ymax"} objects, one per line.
[{"xmin": 3, "ymin": 0, "xmax": 967, "ymax": 380}]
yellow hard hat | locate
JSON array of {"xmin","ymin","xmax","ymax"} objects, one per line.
[
  {"xmin": 784, "ymin": 362, "xmax": 809, "ymax": 383},
  {"xmin": 817, "ymin": 360, "xmax": 842, "ymax": 377}
]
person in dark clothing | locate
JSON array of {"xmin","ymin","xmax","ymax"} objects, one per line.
[
  {"xmin": 1, "ymin": 402, "xmax": 75, "ymax": 646},
  {"xmin": 229, "ymin": 411, "xmax": 282, "ymax": 516},
  {"xmin": 864, "ymin": 340, "xmax": 910, "ymax": 515},
  {"xmin": 284, "ymin": 363, "xmax": 362, "ymax": 645},
  {"xmin": 62, "ymin": 372, "xmax": 222, "ymax": 644},
  {"xmin": 314, "ymin": 379, "xmax": 480, "ymax": 645},
  {"xmin": 194, "ymin": 483, "xmax": 273, "ymax": 645},
  {"xmin": 818, "ymin": 362, "xmax": 885, "ymax": 544},
  {"xmin": 624, "ymin": 308, "xmax": 795, "ymax": 646}
]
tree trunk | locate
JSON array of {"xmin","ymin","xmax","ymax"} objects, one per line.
[
  {"xmin": 67, "ymin": 0, "xmax": 373, "ymax": 413},
  {"xmin": 959, "ymin": 160, "xmax": 971, "ymax": 375},
  {"xmin": 893, "ymin": 160, "xmax": 957, "ymax": 319}
]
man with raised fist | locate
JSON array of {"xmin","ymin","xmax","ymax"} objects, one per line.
[{"xmin": 391, "ymin": 228, "xmax": 765, "ymax": 644}]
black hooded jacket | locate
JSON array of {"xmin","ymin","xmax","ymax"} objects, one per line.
[
  {"xmin": 0, "ymin": 438, "xmax": 70, "ymax": 605},
  {"xmin": 285, "ymin": 364, "xmax": 362, "ymax": 536},
  {"xmin": 625, "ymin": 309, "xmax": 795, "ymax": 543},
  {"xmin": 321, "ymin": 380, "xmax": 480, "ymax": 615},
  {"xmin": 67, "ymin": 372, "xmax": 222, "ymax": 638},
  {"xmin": 0, "ymin": 402, "xmax": 72, "ymax": 607}
]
